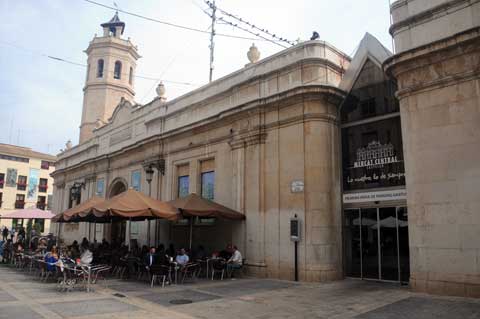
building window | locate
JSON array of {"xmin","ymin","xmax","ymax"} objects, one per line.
[
  {"xmin": 38, "ymin": 178, "xmax": 48, "ymax": 193},
  {"xmin": 97, "ymin": 59, "xmax": 104, "ymax": 78},
  {"xmin": 47, "ymin": 194, "xmax": 52, "ymax": 210},
  {"xmin": 200, "ymin": 159, "xmax": 215, "ymax": 201},
  {"xmin": 0, "ymin": 192, "xmax": 2, "ymax": 208},
  {"xmin": 34, "ymin": 219, "xmax": 45, "ymax": 233},
  {"xmin": 0, "ymin": 173, "xmax": 4, "ymax": 189},
  {"xmin": 131, "ymin": 170, "xmax": 141, "ymax": 191},
  {"xmin": 15, "ymin": 194, "xmax": 25, "ymax": 209},
  {"xmin": 17, "ymin": 175, "xmax": 27, "ymax": 191},
  {"xmin": 178, "ymin": 176, "xmax": 189, "ymax": 198},
  {"xmin": 40, "ymin": 161, "xmax": 50, "ymax": 170},
  {"xmin": 114, "ymin": 61, "xmax": 122, "ymax": 79},
  {"xmin": 68, "ymin": 185, "xmax": 81, "ymax": 209},
  {"xmin": 129, "ymin": 67, "xmax": 133, "ymax": 85},
  {"xmin": 37, "ymin": 195, "xmax": 46, "ymax": 210},
  {"xmin": 0, "ymin": 154, "xmax": 29, "ymax": 163},
  {"xmin": 96, "ymin": 179, "xmax": 105, "ymax": 197},
  {"xmin": 176, "ymin": 165, "xmax": 190, "ymax": 198},
  {"xmin": 360, "ymin": 98, "xmax": 376, "ymax": 116}
]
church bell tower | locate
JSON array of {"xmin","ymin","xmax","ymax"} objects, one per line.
[{"xmin": 79, "ymin": 12, "xmax": 141, "ymax": 143}]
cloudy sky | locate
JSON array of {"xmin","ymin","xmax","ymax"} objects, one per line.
[{"xmin": 0, "ymin": 0, "xmax": 393, "ymax": 155}]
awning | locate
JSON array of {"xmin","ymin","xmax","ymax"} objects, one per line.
[
  {"xmin": 1, "ymin": 208, "xmax": 55, "ymax": 220},
  {"xmin": 52, "ymin": 196, "xmax": 104, "ymax": 223},
  {"xmin": 89, "ymin": 189, "xmax": 179, "ymax": 221},
  {"xmin": 168, "ymin": 193, "xmax": 245, "ymax": 220}
]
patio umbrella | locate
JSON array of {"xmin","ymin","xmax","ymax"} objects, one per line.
[
  {"xmin": 168, "ymin": 193, "xmax": 245, "ymax": 220},
  {"xmin": 52, "ymin": 196, "xmax": 105, "ymax": 223},
  {"xmin": 168, "ymin": 193, "xmax": 245, "ymax": 250},
  {"xmin": 89, "ymin": 189, "xmax": 179, "ymax": 221},
  {"xmin": 1, "ymin": 208, "xmax": 55, "ymax": 220}
]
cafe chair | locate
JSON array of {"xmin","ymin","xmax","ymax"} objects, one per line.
[
  {"xmin": 210, "ymin": 259, "xmax": 226, "ymax": 281},
  {"xmin": 150, "ymin": 265, "xmax": 170, "ymax": 288}
]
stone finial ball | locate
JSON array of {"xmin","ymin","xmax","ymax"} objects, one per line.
[
  {"xmin": 156, "ymin": 82, "xmax": 166, "ymax": 98},
  {"xmin": 247, "ymin": 43, "xmax": 260, "ymax": 63}
]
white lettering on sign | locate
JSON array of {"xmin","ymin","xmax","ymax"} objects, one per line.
[
  {"xmin": 343, "ymin": 189, "xmax": 407, "ymax": 203},
  {"xmin": 354, "ymin": 141, "xmax": 399, "ymax": 169}
]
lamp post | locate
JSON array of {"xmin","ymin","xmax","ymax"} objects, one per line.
[{"xmin": 145, "ymin": 165, "xmax": 154, "ymax": 246}]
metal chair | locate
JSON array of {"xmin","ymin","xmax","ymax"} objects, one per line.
[
  {"xmin": 150, "ymin": 265, "xmax": 170, "ymax": 288},
  {"xmin": 180, "ymin": 263, "xmax": 200, "ymax": 284},
  {"xmin": 210, "ymin": 259, "xmax": 226, "ymax": 280}
]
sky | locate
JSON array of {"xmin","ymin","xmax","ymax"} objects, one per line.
[{"xmin": 0, "ymin": 0, "xmax": 393, "ymax": 155}]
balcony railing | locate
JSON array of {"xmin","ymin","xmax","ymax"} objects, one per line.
[
  {"xmin": 36, "ymin": 202, "xmax": 46, "ymax": 210},
  {"xmin": 15, "ymin": 201, "xmax": 25, "ymax": 209},
  {"xmin": 38, "ymin": 185, "xmax": 48, "ymax": 192},
  {"xmin": 17, "ymin": 182, "xmax": 27, "ymax": 191}
]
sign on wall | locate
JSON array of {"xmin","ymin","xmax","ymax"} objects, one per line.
[
  {"xmin": 343, "ymin": 189, "xmax": 407, "ymax": 203},
  {"xmin": 27, "ymin": 168, "xmax": 39, "ymax": 200},
  {"xmin": 342, "ymin": 117, "xmax": 406, "ymax": 192},
  {"xmin": 290, "ymin": 180, "xmax": 304, "ymax": 193}
]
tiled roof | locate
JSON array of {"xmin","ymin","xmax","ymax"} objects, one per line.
[{"xmin": 0, "ymin": 144, "xmax": 56, "ymax": 162}]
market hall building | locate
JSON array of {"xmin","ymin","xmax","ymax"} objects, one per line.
[{"xmin": 51, "ymin": 0, "xmax": 480, "ymax": 298}]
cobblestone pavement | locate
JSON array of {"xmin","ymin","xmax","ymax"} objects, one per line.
[{"xmin": 0, "ymin": 266, "xmax": 479, "ymax": 319}]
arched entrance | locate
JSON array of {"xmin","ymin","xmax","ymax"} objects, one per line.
[
  {"xmin": 107, "ymin": 178, "xmax": 128, "ymax": 245},
  {"xmin": 107, "ymin": 177, "xmax": 128, "ymax": 198}
]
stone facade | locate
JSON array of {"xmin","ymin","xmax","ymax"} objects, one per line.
[
  {"xmin": 0, "ymin": 144, "xmax": 55, "ymax": 234},
  {"xmin": 385, "ymin": 0, "xmax": 480, "ymax": 297},
  {"xmin": 52, "ymin": 25, "xmax": 351, "ymax": 281},
  {"xmin": 79, "ymin": 13, "xmax": 140, "ymax": 144}
]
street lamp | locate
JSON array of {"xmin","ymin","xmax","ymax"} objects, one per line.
[
  {"xmin": 144, "ymin": 165, "xmax": 155, "ymax": 246},
  {"xmin": 145, "ymin": 166, "xmax": 154, "ymax": 196}
]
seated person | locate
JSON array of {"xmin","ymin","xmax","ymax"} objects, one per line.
[
  {"xmin": 45, "ymin": 246, "xmax": 59, "ymax": 272},
  {"xmin": 194, "ymin": 245, "xmax": 207, "ymax": 260},
  {"xmin": 219, "ymin": 244, "xmax": 233, "ymax": 260},
  {"xmin": 175, "ymin": 248, "xmax": 189, "ymax": 266},
  {"xmin": 144, "ymin": 247, "xmax": 157, "ymax": 269},
  {"xmin": 79, "ymin": 244, "xmax": 93, "ymax": 266},
  {"xmin": 227, "ymin": 245, "xmax": 243, "ymax": 274}
]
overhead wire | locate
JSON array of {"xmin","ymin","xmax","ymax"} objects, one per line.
[
  {"xmin": 0, "ymin": 41, "xmax": 200, "ymax": 87},
  {"xmin": 83, "ymin": 0, "xmax": 281, "ymax": 43},
  {"xmin": 209, "ymin": 2, "xmax": 296, "ymax": 46}
]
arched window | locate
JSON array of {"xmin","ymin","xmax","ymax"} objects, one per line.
[
  {"xmin": 114, "ymin": 61, "xmax": 122, "ymax": 79},
  {"xmin": 97, "ymin": 59, "xmax": 104, "ymax": 78},
  {"xmin": 129, "ymin": 67, "xmax": 133, "ymax": 84}
]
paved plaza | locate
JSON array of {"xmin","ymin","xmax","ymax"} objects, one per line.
[{"xmin": 0, "ymin": 266, "xmax": 479, "ymax": 319}]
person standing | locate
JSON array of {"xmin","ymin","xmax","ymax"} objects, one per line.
[{"xmin": 2, "ymin": 227, "xmax": 8, "ymax": 241}]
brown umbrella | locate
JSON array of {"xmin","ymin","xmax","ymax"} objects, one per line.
[
  {"xmin": 168, "ymin": 193, "xmax": 245, "ymax": 250},
  {"xmin": 52, "ymin": 196, "xmax": 105, "ymax": 223},
  {"xmin": 90, "ymin": 189, "xmax": 179, "ymax": 221},
  {"xmin": 168, "ymin": 193, "xmax": 245, "ymax": 220}
]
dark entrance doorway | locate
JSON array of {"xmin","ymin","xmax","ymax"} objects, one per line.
[
  {"xmin": 344, "ymin": 206, "xmax": 410, "ymax": 283},
  {"xmin": 107, "ymin": 179, "xmax": 128, "ymax": 245}
]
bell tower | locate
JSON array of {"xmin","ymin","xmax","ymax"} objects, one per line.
[{"xmin": 79, "ymin": 12, "xmax": 141, "ymax": 143}]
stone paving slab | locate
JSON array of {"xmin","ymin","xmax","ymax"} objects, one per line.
[
  {"xmin": 355, "ymin": 296, "xmax": 480, "ymax": 319},
  {"xmin": 0, "ymin": 305, "xmax": 43, "ymax": 319},
  {"xmin": 0, "ymin": 291, "xmax": 18, "ymax": 302},
  {"xmin": 138, "ymin": 289, "xmax": 221, "ymax": 306},
  {"xmin": 197, "ymin": 279, "xmax": 294, "ymax": 297},
  {"xmin": 44, "ymin": 298, "xmax": 140, "ymax": 317}
]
